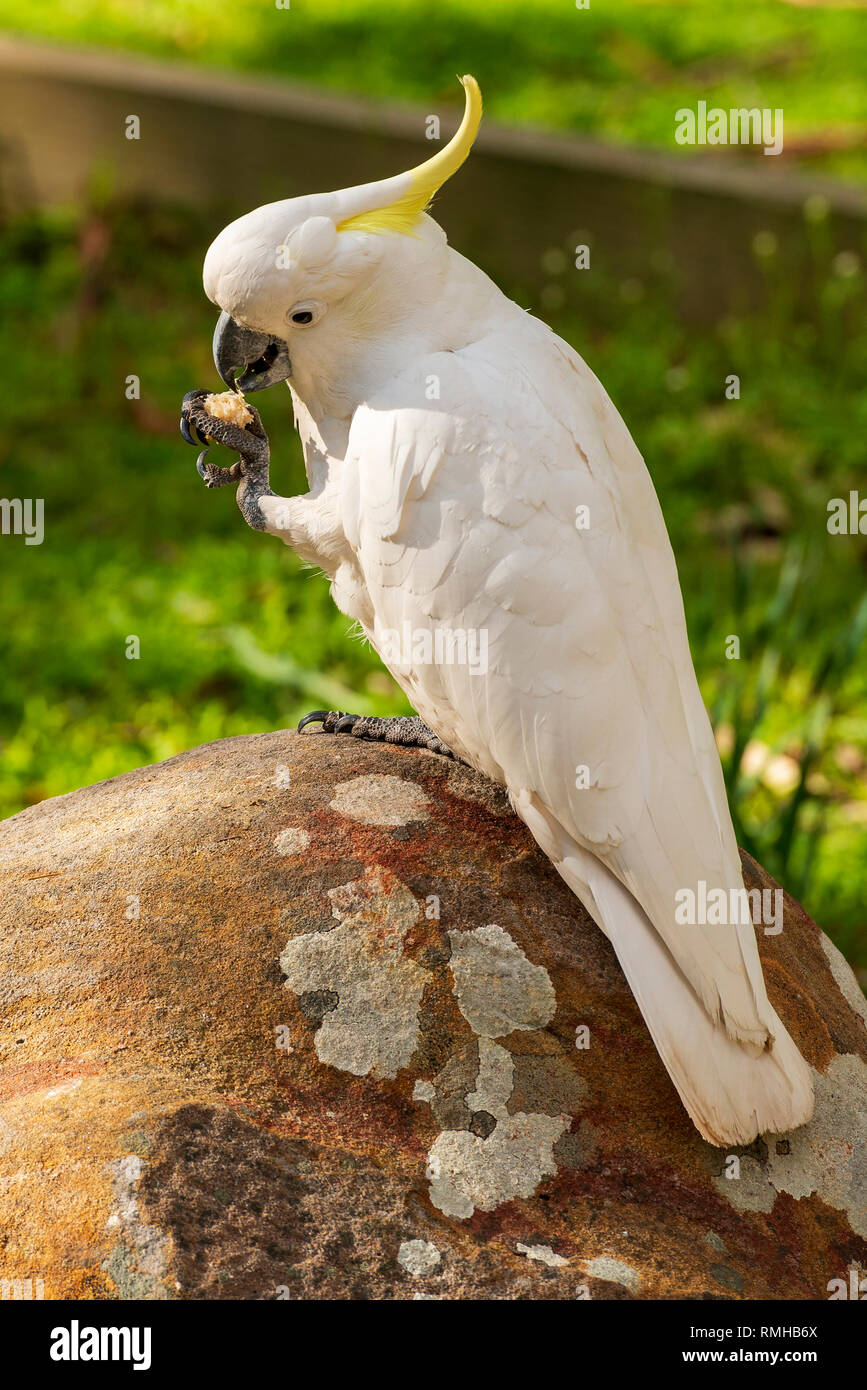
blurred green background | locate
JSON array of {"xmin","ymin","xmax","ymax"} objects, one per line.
[
  {"xmin": 0, "ymin": 1, "xmax": 865, "ymax": 975},
  {"xmin": 1, "ymin": 0, "xmax": 866, "ymax": 180}
]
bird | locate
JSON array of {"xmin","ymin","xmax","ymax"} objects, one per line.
[{"xmin": 180, "ymin": 75, "xmax": 813, "ymax": 1147}]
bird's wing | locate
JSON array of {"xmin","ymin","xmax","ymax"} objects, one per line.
[{"xmin": 342, "ymin": 319, "xmax": 770, "ymax": 1047}]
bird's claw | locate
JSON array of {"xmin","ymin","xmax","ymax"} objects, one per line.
[
  {"xmin": 181, "ymin": 414, "xmax": 208, "ymax": 448},
  {"xmin": 180, "ymin": 388, "xmax": 270, "ymax": 492},
  {"xmin": 196, "ymin": 448, "xmax": 242, "ymax": 488},
  {"xmin": 296, "ymin": 711, "xmax": 457, "ymax": 759},
  {"xmin": 297, "ymin": 710, "xmax": 353, "ymax": 733},
  {"xmin": 180, "ymin": 388, "xmax": 211, "ymax": 447}
]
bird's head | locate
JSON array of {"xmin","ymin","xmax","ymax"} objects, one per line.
[{"xmin": 203, "ymin": 75, "xmax": 482, "ymax": 401}]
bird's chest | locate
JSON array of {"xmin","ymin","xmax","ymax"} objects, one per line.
[{"xmin": 292, "ymin": 438, "xmax": 375, "ymax": 628}]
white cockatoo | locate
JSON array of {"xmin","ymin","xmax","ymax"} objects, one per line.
[{"xmin": 181, "ymin": 76, "xmax": 813, "ymax": 1146}]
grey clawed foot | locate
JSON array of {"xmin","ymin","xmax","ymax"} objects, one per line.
[
  {"xmin": 179, "ymin": 389, "xmax": 274, "ymax": 529},
  {"xmin": 297, "ymin": 711, "xmax": 456, "ymax": 759}
]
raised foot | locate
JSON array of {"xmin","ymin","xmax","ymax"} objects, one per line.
[
  {"xmin": 298, "ymin": 711, "xmax": 456, "ymax": 760},
  {"xmin": 179, "ymin": 388, "xmax": 274, "ymax": 529}
]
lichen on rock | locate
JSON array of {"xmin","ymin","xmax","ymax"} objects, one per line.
[
  {"xmin": 280, "ymin": 866, "xmax": 426, "ymax": 1079},
  {"xmin": 448, "ymin": 924, "xmax": 557, "ymax": 1037}
]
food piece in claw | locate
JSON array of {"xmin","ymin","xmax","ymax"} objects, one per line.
[{"xmin": 201, "ymin": 390, "xmax": 253, "ymax": 429}]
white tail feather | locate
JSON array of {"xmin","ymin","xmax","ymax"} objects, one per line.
[
  {"xmin": 583, "ymin": 863, "xmax": 814, "ymax": 1145},
  {"xmin": 513, "ymin": 790, "xmax": 814, "ymax": 1146}
]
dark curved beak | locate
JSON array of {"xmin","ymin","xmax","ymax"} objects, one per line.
[{"xmin": 212, "ymin": 310, "xmax": 292, "ymax": 392}]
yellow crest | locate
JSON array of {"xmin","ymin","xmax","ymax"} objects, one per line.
[{"xmin": 337, "ymin": 75, "xmax": 482, "ymax": 237}]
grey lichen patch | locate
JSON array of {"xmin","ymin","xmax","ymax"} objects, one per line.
[
  {"xmin": 273, "ymin": 827, "xmax": 311, "ymax": 856},
  {"xmin": 517, "ymin": 1242, "xmax": 568, "ymax": 1267},
  {"xmin": 426, "ymin": 1111, "xmax": 568, "ymax": 1219},
  {"xmin": 821, "ymin": 933, "xmax": 867, "ymax": 1027},
  {"xmin": 447, "ymin": 925, "xmax": 556, "ymax": 1038},
  {"xmin": 714, "ymin": 1054, "xmax": 867, "ymax": 1237},
  {"xmin": 329, "ymin": 775, "xmax": 430, "ymax": 827},
  {"xmin": 705, "ymin": 1231, "xmax": 729, "ymax": 1254},
  {"xmin": 424, "ymin": 1033, "xmax": 567, "ymax": 1218},
  {"xmin": 712, "ymin": 1152, "xmax": 776, "ymax": 1215},
  {"xmin": 102, "ymin": 1242, "xmax": 168, "ymax": 1302},
  {"xmin": 584, "ymin": 1256, "xmax": 641, "ymax": 1293},
  {"xmin": 279, "ymin": 867, "xmax": 426, "ymax": 1079},
  {"xmin": 121, "ymin": 1129, "xmax": 153, "ymax": 1158},
  {"xmin": 766, "ymin": 1054, "xmax": 867, "ymax": 1237},
  {"xmin": 397, "ymin": 1239, "xmax": 441, "ymax": 1277},
  {"xmin": 415, "ymin": 940, "xmax": 580, "ymax": 1217},
  {"xmin": 466, "ymin": 1039, "xmax": 513, "ymax": 1119},
  {"xmin": 102, "ymin": 1154, "xmax": 170, "ymax": 1300},
  {"xmin": 710, "ymin": 1264, "xmax": 745, "ymax": 1293}
]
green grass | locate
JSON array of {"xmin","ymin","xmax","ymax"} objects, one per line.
[
  {"xmin": 0, "ymin": 191, "xmax": 865, "ymax": 974},
  {"xmin": 1, "ymin": 1, "xmax": 866, "ymax": 182}
]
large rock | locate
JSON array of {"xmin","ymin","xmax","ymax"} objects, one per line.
[{"xmin": 0, "ymin": 731, "xmax": 864, "ymax": 1301}]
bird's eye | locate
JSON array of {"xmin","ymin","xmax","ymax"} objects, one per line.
[{"xmin": 286, "ymin": 300, "xmax": 323, "ymax": 327}]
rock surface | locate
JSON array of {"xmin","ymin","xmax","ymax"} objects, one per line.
[{"xmin": 0, "ymin": 730, "xmax": 865, "ymax": 1301}]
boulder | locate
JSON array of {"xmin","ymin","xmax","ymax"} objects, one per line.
[{"xmin": 0, "ymin": 731, "xmax": 864, "ymax": 1301}]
